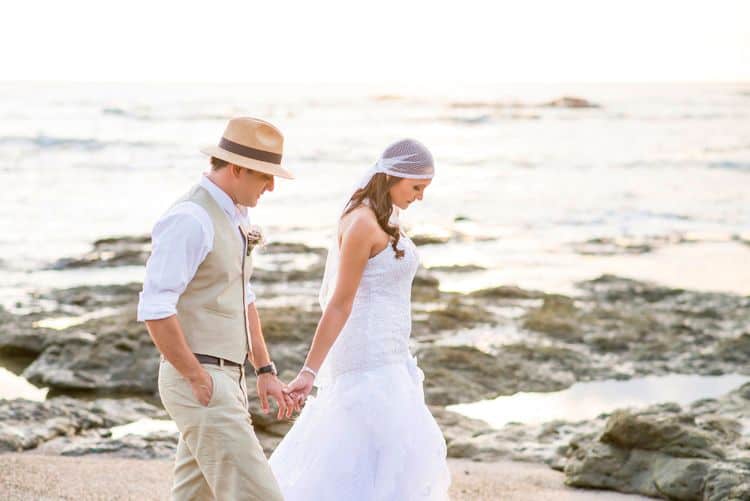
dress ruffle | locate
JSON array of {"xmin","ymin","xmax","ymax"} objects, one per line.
[{"xmin": 269, "ymin": 357, "xmax": 450, "ymax": 500}]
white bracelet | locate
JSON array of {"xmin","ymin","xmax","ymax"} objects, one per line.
[{"xmin": 301, "ymin": 366, "xmax": 317, "ymax": 378}]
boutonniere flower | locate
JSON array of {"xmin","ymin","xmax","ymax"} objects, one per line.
[{"xmin": 246, "ymin": 225, "xmax": 265, "ymax": 256}]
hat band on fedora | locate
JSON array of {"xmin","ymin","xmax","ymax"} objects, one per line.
[{"xmin": 219, "ymin": 137, "xmax": 282, "ymax": 165}]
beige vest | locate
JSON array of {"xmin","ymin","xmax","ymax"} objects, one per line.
[{"xmin": 174, "ymin": 185, "xmax": 253, "ymax": 364}]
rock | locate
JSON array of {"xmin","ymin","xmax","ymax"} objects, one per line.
[
  {"xmin": 0, "ymin": 305, "xmax": 53, "ymax": 358},
  {"xmin": 717, "ymin": 333, "xmax": 750, "ymax": 363},
  {"xmin": 703, "ymin": 463, "xmax": 750, "ymax": 501},
  {"xmin": 412, "ymin": 268, "xmax": 441, "ymax": 303},
  {"xmin": 410, "ymin": 234, "xmax": 451, "ymax": 246},
  {"xmin": 601, "ymin": 410, "xmax": 727, "ymax": 460},
  {"xmin": 0, "ymin": 323, "xmax": 49, "ymax": 357},
  {"xmin": 0, "ymin": 397, "xmax": 166, "ymax": 452},
  {"xmin": 422, "ymin": 298, "xmax": 495, "ymax": 333},
  {"xmin": 428, "ymin": 264, "xmax": 486, "ymax": 273},
  {"xmin": 58, "ymin": 430, "xmax": 178, "ymax": 460},
  {"xmin": 522, "ymin": 295, "xmax": 582, "ymax": 341},
  {"xmin": 22, "ymin": 312, "xmax": 160, "ymax": 394},
  {"xmin": 572, "ymin": 237, "xmax": 655, "ymax": 256},
  {"xmin": 251, "ymin": 263, "xmax": 325, "ymax": 283},
  {"xmin": 469, "ymin": 285, "xmax": 545, "ymax": 300},
  {"xmin": 563, "ymin": 385, "xmax": 750, "ymax": 500},
  {"xmin": 261, "ymin": 242, "xmax": 326, "ymax": 256},
  {"xmin": 418, "ymin": 345, "xmax": 503, "ymax": 405},
  {"xmin": 258, "ymin": 306, "xmax": 319, "ymax": 345},
  {"xmin": 579, "ymin": 274, "xmax": 684, "ymax": 303},
  {"xmin": 429, "ymin": 406, "xmax": 492, "ymax": 458},
  {"xmin": 565, "ymin": 441, "xmax": 708, "ymax": 498},
  {"xmin": 50, "ymin": 236, "xmax": 151, "ymax": 269},
  {"xmin": 417, "ymin": 343, "xmax": 590, "ymax": 406},
  {"xmin": 36, "ymin": 282, "xmax": 144, "ymax": 309},
  {"xmin": 520, "ymin": 275, "xmax": 750, "ymax": 377},
  {"xmin": 541, "ymin": 96, "xmax": 600, "ymax": 109}
]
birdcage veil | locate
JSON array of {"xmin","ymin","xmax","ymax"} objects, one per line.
[{"xmin": 318, "ymin": 139, "xmax": 435, "ymax": 309}]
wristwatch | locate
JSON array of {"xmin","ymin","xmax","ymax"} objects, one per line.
[{"xmin": 255, "ymin": 362, "xmax": 277, "ymax": 376}]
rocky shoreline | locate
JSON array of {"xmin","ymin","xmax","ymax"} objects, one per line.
[{"xmin": 2, "ymin": 235, "xmax": 749, "ymax": 499}]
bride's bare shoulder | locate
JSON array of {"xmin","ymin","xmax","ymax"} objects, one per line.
[
  {"xmin": 341, "ymin": 205, "xmax": 379, "ymax": 230},
  {"xmin": 340, "ymin": 205, "xmax": 382, "ymax": 242}
]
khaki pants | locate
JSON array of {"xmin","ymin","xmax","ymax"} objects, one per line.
[{"xmin": 158, "ymin": 359, "xmax": 283, "ymax": 501}]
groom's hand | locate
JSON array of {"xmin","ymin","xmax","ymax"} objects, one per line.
[
  {"xmin": 284, "ymin": 371, "xmax": 315, "ymax": 409},
  {"xmin": 188, "ymin": 369, "xmax": 213, "ymax": 407},
  {"xmin": 257, "ymin": 374, "xmax": 291, "ymax": 420}
]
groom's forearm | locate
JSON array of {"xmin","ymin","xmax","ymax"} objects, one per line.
[
  {"xmin": 145, "ymin": 315, "xmax": 204, "ymax": 381},
  {"xmin": 246, "ymin": 303, "xmax": 272, "ymax": 369}
]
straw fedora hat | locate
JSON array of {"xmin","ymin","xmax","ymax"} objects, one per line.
[{"xmin": 201, "ymin": 117, "xmax": 294, "ymax": 179}]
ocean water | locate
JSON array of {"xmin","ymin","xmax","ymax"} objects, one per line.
[
  {"xmin": 1, "ymin": 82, "xmax": 749, "ymax": 309},
  {"xmin": 448, "ymin": 373, "xmax": 750, "ymax": 428}
]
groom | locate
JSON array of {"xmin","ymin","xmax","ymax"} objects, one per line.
[{"xmin": 138, "ymin": 117, "xmax": 294, "ymax": 500}]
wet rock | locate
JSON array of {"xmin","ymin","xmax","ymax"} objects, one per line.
[
  {"xmin": 580, "ymin": 274, "xmax": 685, "ymax": 303},
  {"xmin": 21, "ymin": 304, "xmax": 311, "ymax": 395},
  {"xmin": 0, "ymin": 321, "xmax": 49, "ymax": 357},
  {"xmin": 36, "ymin": 282, "xmax": 144, "ymax": 309},
  {"xmin": 571, "ymin": 237, "xmax": 655, "ymax": 256},
  {"xmin": 541, "ymin": 96, "xmax": 600, "ymax": 109},
  {"xmin": 412, "ymin": 268, "xmax": 442, "ymax": 303},
  {"xmin": 601, "ymin": 410, "xmax": 727, "ymax": 460},
  {"xmin": 494, "ymin": 275, "xmax": 750, "ymax": 379},
  {"xmin": 422, "ymin": 298, "xmax": 495, "ymax": 333},
  {"xmin": 522, "ymin": 295, "xmax": 582, "ymax": 341},
  {"xmin": 445, "ymin": 418, "xmax": 602, "ymax": 467},
  {"xmin": 428, "ymin": 264, "xmax": 486, "ymax": 273},
  {"xmin": 469, "ymin": 285, "xmax": 545, "ymax": 300},
  {"xmin": 262, "ymin": 242, "xmax": 326, "ymax": 256},
  {"xmin": 251, "ymin": 264, "xmax": 325, "ymax": 283},
  {"xmin": 50, "ymin": 235, "xmax": 151, "ymax": 269},
  {"xmin": 411, "ymin": 234, "xmax": 451, "ymax": 246},
  {"xmin": 58, "ymin": 430, "xmax": 178, "ymax": 460},
  {"xmin": 717, "ymin": 333, "xmax": 750, "ymax": 363},
  {"xmin": 564, "ymin": 383, "xmax": 750, "ymax": 500},
  {"xmin": 703, "ymin": 463, "xmax": 750, "ymax": 501},
  {"xmin": 258, "ymin": 306, "xmax": 319, "ymax": 345},
  {"xmin": 430, "ymin": 406, "xmax": 492, "ymax": 458},
  {"xmin": 417, "ymin": 345, "xmax": 501, "ymax": 405},
  {"xmin": 0, "ymin": 397, "xmax": 166, "ymax": 452},
  {"xmin": 418, "ymin": 343, "xmax": 591, "ymax": 406},
  {"xmin": 22, "ymin": 311, "xmax": 160, "ymax": 394}
]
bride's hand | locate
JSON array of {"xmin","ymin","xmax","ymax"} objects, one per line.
[{"xmin": 284, "ymin": 370, "xmax": 315, "ymax": 409}]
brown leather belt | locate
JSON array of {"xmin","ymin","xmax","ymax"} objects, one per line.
[{"xmin": 194, "ymin": 353, "xmax": 243, "ymax": 368}]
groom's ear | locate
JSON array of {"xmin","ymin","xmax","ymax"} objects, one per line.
[{"xmin": 230, "ymin": 164, "xmax": 243, "ymax": 178}]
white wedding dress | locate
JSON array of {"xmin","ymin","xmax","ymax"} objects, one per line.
[{"xmin": 269, "ymin": 233, "xmax": 451, "ymax": 500}]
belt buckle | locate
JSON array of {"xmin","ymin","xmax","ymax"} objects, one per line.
[{"xmin": 219, "ymin": 357, "xmax": 225, "ymax": 368}]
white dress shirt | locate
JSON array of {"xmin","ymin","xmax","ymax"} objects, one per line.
[{"xmin": 137, "ymin": 175, "xmax": 256, "ymax": 321}]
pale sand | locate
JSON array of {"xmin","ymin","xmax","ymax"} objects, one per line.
[{"xmin": 0, "ymin": 454, "xmax": 650, "ymax": 500}]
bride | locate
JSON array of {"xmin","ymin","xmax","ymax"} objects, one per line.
[{"xmin": 269, "ymin": 139, "xmax": 451, "ymax": 500}]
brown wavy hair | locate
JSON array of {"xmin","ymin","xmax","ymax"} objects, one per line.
[{"xmin": 343, "ymin": 173, "xmax": 404, "ymax": 259}]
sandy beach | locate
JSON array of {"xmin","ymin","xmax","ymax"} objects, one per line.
[{"xmin": 1, "ymin": 455, "xmax": 650, "ymax": 501}]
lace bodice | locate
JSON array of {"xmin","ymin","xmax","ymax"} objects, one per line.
[{"xmin": 317, "ymin": 234, "xmax": 419, "ymax": 385}]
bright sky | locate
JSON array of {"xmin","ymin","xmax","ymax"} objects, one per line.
[{"xmin": 1, "ymin": 0, "xmax": 748, "ymax": 82}]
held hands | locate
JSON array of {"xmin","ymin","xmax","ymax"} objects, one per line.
[
  {"xmin": 283, "ymin": 369, "xmax": 315, "ymax": 410},
  {"xmin": 257, "ymin": 373, "xmax": 296, "ymax": 420}
]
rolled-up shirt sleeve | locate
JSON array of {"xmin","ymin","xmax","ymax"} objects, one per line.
[
  {"xmin": 245, "ymin": 280, "xmax": 256, "ymax": 305},
  {"xmin": 137, "ymin": 204, "xmax": 212, "ymax": 321}
]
